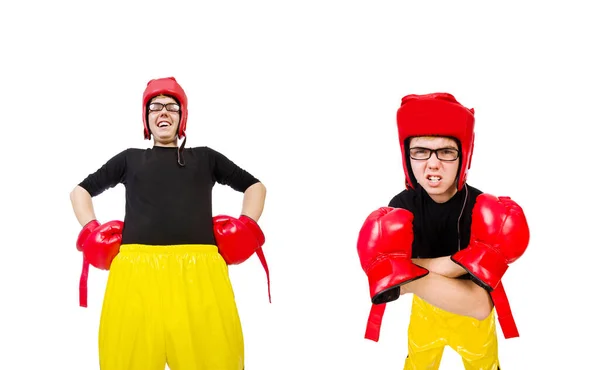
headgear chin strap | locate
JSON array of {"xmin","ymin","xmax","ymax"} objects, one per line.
[
  {"xmin": 396, "ymin": 93, "xmax": 475, "ymax": 190},
  {"xmin": 142, "ymin": 77, "xmax": 189, "ymax": 166}
]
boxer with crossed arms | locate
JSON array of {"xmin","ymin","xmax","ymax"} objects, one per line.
[{"xmin": 357, "ymin": 93, "xmax": 529, "ymax": 369}]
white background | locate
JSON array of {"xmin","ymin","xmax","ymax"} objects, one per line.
[{"xmin": 1, "ymin": 1, "xmax": 598, "ymax": 369}]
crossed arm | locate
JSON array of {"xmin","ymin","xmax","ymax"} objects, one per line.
[{"xmin": 402, "ymin": 256, "xmax": 494, "ymax": 321}]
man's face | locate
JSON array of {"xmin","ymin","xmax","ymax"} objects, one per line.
[
  {"xmin": 148, "ymin": 95, "xmax": 180, "ymax": 146},
  {"xmin": 409, "ymin": 136, "xmax": 460, "ymax": 203}
]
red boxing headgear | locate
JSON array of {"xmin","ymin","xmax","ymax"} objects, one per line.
[
  {"xmin": 142, "ymin": 77, "xmax": 188, "ymax": 140},
  {"xmin": 396, "ymin": 93, "xmax": 475, "ymax": 190}
]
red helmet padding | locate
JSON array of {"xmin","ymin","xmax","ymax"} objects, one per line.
[
  {"xmin": 396, "ymin": 93, "xmax": 475, "ymax": 190},
  {"xmin": 142, "ymin": 77, "xmax": 188, "ymax": 140}
]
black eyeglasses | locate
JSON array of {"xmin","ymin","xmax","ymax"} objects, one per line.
[
  {"xmin": 409, "ymin": 147, "xmax": 460, "ymax": 161},
  {"xmin": 148, "ymin": 102, "xmax": 180, "ymax": 112}
]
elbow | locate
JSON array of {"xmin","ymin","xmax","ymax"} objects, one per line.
[
  {"xmin": 248, "ymin": 181, "xmax": 266, "ymax": 195},
  {"xmin": 70, "ymin": 185, "xmax": 90, "ymax": 203},
  {"xmin": 257, "ymin": 181, "xmax": 266, "ymax": 193},
  {"xmin": 260, "ymin": 182, "xmax": 267, "ymax": 196},
  {"xmin": 69, "ymin": 186, "xmax": 79, "ymax": 202}
]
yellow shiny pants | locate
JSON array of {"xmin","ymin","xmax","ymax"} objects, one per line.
[
  {"xmin": 98, "ymin": 244, "xmax": 244, "ymax": 370},
  {"xmin": 404, "ymin": 296, "xmax": 499, "ymax": 370}
]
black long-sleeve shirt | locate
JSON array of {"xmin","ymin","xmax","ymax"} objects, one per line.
[
  {"xmin": 388, "ymin": 184, "xmax": 483, "ymax": 259},
  {"xmin": 78, "ymin": 146, "xmax": 260, "ymax": 246}
]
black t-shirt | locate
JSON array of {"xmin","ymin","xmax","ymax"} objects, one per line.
[
  {"xmin": 78, "ymin": 146, "xmax": 260, "ymax": 246},
  {"xmin": 388, "ymin": 183, "xmax": 483, "ymax": 259}
]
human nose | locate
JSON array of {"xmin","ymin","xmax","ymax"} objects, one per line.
[{"xmin": 426, "ymin": 154, "xmax": 441, "ymax": 169}]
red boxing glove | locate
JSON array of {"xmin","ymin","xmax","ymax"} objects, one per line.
[
  {"xmin": 76, "ymin": 219, "xmax": 124, "ymax": 308},
  {"xmin": 213, "ymin": 215, "xmax": 265, "ymax": 264},
  {"xmin": 213, "ymin": 215, "xmax": 271, "ymax": 302},
  {"xmin": 82, "ymin": 220, "xmax": 125, "ymax": 270},
  {"xmin": 452, "ymin": 194, "xmax": 530, "ymax": 291},
  {"xmin": 357, "ymin": 207, "xmax": 429, "ymax": 341},
  {"xmin": 358, "ymin": 207, "xmax": 428, "ymax": 304}
]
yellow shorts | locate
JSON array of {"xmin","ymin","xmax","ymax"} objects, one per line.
[
  {"xmin": 404, "ymin": 295, "xmax": 499, "ymax": 370},
  {"xmin": 98, "ymin": 244, "xmax": 244, "ymax": 370}
]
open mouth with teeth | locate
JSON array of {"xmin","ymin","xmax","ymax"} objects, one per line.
[
  {"xmin": 157, "ymin": 121, "xmax": 171, "ymax": 128},
  {"xmin": 427, "ymin": 175, "xmax": 441, "ymax": 183}
]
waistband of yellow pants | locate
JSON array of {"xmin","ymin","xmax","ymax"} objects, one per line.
[
  {"xmin": 119, "ymin": 244, "xmax": 219, "ymax": 254},
  {"xmin": 77, "ymin": 244, "xmax": 220, "ymax": 309}
]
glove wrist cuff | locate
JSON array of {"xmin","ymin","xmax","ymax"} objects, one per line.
[
  {"xmin": 76, "ymin": 219, "xmax": 100, "ymax": 251},
  {"xmin": 452, "ymin": 241, "xmax": 508, "ymax": 290},
  {"xmin": 239, "ymin": 215, "xmax": 265, "ymax": 246},
  {"xmin": 366, "ymin": 257, "xmax": 429, "ymax": 304}
]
